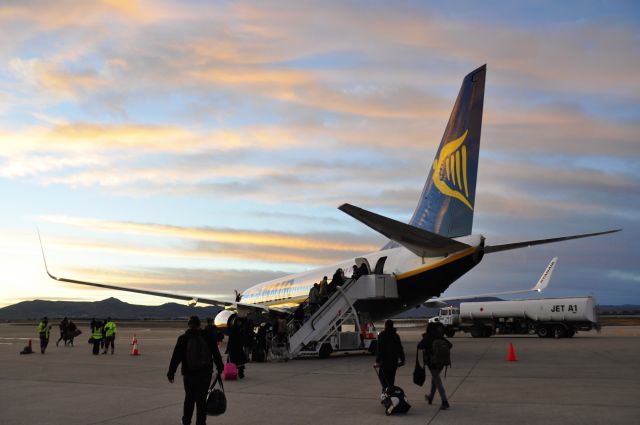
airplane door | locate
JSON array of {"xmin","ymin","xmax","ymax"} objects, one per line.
[{"xmin": 355, "ymin": 257, "xmax": 371, "ymax": 273}]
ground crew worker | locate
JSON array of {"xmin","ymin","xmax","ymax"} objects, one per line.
[
  {"xmin": 90, "ymin": 319, "xmax": 103, "ymax": 355},
  {"xmin": 102, "ymin": 317, "xmax": 117, "ymax": 354},
  {"xmin": 37, "ymin": 317, "xmax": 51, "ymax": 354}
]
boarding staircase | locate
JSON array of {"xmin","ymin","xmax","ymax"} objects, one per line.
[{"xmin": 287, "ymin": 273, "xmax": 398, "ymax": 358}]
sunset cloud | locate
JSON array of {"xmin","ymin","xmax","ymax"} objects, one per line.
[{"xmin": 1, "ymin": 1, "xmax": 638, "ymax": 306}]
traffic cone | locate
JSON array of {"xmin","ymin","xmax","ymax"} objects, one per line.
[
  {"xmin": 507, "ymin": 343, "xmax": 517, "ymax": 362},
  {"xmin": 130, "ymin": 335, "xmax": 140, "ymax": 356}
]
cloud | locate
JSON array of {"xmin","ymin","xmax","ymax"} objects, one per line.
[{"xmin": 40, "ymin": 215, "xmax": 381, "ymax": 264}]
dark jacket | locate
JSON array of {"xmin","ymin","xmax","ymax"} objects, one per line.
[
  {"xmin": 168, "ymin": 328, "xmax": 224, "ymax": 379},
  {"xmin": 375, "ymin": 328, "xmax": 405, "ymax": 367},
  {"xmin": 226, "ymin": 322, "xmax": 247, "ymax": 366},
  {"xmin": 417, "ymin": 330, "xmax": 452, "ymax": 370},
  {"xmin": 204, "ymin": 324, "xmax": 224, "ymax": 343}
]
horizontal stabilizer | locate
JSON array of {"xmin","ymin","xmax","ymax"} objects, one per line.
[
  {"xmin": 484, "ymin": 229, "xmax": 621, "ymax": 253},
  {"xmin": 339, "ymin": 203, "xmax": 470, "ymax": 258}
]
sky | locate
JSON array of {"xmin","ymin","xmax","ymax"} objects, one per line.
[{"xmin": 0, "ymin": 0, "xmax": 639, "ymax": 308}]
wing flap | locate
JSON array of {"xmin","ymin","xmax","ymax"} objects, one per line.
[{"xmin": 339, "ymin": 203, "xmax": 470, "ymax": 257}]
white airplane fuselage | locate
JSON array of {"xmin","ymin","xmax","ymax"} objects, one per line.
[{"xmin": 219, "ymin": 234, "xmax": 484, "ymax": 325}]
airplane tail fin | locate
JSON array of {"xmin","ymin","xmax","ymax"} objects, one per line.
[{"xmin": 409, "ymin": 65, "xmax": 486, "ymax": 238}]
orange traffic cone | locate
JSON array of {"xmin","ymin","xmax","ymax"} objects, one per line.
[
  {"xmin": 130, "ymin": 335, "xmax": 140, "ymax": 356},
  {"xmin": 507, "ymin": 343, "xmax": 517, "ymax": 362}
]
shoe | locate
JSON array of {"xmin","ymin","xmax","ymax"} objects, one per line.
[
  {"xmin": 441, "ymin": 401, "xmax": 450, "ymax": 410},
  {"xmin": 425, "ymin": 395, "xmax": 433, "ymax": 405}
]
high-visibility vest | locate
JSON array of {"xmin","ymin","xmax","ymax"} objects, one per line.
[
  {"xmin": 92, "ymin": 326, "xmax": 103, "ymax": 340},
  {"xmin": 38, "ymin": 321, "xmax": 49, "ymax": 338},
  {"xmin": 104, "ymin": 321, "xmax": 117, "ymax": 337}
]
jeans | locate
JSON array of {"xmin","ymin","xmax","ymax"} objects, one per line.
[{"xmin": 428, "ymin": 367, "xmax": 447, "ymax": 402}]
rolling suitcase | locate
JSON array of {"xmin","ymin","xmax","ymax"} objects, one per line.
[
  {"xmin": 375, "ymin": 366, "xmax": 411, "ymax": 415},
  {"xmin": 223, "ymin": 361, "xmax": 238, "ymax": 381}
]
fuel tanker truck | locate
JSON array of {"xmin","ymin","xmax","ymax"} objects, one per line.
[{"xmin": 430, "ymin": 296, "xmax": 600, "ymax": 338}]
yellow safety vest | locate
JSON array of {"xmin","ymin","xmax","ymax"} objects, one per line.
[
  {"xmin": 92, "ymin": 326, "xmax": 103, "ymax": 340},
  {"xmin": 38, "ymin": 321, "xmax": 49, "ymax": 338},
  {"xmin": 104, "ymin": 321, "xmax": 117, "ymax": 337}
]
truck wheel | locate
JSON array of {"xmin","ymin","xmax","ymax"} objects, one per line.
[
  {"xmin": 553, "ymin": 325, "xmax": 567, "ymax": 339},
  {"xmin": 368, "ymin": 340, "xmax": 377, "ymax": 355},
  {"xmin": 482, "ymin": 327, "xmax": 493, "ymax": 338},
  {"xmin": 536, "ymin": 326, "xmax": 550, "ymax": 338},
  {"xmin": 319, "ymin": 343, "xmax": 333, "ymax": 359},
  {"xmin": 445, "ymin": 328, "xmax": 456, "ymax": 338},
  {"xmin": 470, "ymin": 327, "xmax": 483, "ymax": 338},
  {"xmin": 566, "ymin": 329, "xmax": 575, "ymax": 338}
]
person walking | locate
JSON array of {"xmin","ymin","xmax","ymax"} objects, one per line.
[
  {"xmin": 204, "ymin": 317, "xmax": 224, "ymax": 344},
  {"xmin": 226, "ymin": 317, "xmax": 247, "ymax": 379},
  {"xmin": 102, "ymin": 317, "xmax": 117, "ymax": 354},
  {"xmin": 418, "ymin": 323, "xmax": 452, "ymax": 410},
  {"xmin": 56, "ymin": 317, "xmax": 69, "ymax": 347},
  {"xmin": 374, "ymin": 319, "xmax": 405, "ymax": 389},
  {"xmin": 168, "ymin": 316, "xmax": 224, "ymax": 425},
  {"xmin": 37, "ymin": 317, "xmax": 51, "ymax": 354},
  {"xmin": 90, "ymin": 319, "xmax": 103, "ymax": 355}
]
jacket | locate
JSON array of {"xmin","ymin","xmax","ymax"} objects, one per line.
[
  {"xmin": 167, "ymin": 328, "xmax": 224, "ymax": 379},
  {"xmin": 375, "ymin": 328, "xmax": 405, "ymax": 367},
  {"xmin": 418, "ymin": 333, "xmax": 452, "ymax": 370}
]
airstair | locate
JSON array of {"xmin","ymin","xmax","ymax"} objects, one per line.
[{"xmin": 287, "ymin": 273, "xmax": 398, "ymax": 358}]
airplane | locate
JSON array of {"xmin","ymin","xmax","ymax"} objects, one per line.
[{"xmin": 41, "ymin": 64, "xmax": 620, "ymax": 330}]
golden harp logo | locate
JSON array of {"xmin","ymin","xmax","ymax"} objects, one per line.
[{"xmin": 432, "ymin": 129, "xmax": 473, "ymax": 210}]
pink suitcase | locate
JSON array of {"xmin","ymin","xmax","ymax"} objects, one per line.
[{"xmin": 223, "ymin": 362, "xmax": 238, "ymax": 381}]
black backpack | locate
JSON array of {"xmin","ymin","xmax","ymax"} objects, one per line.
[
  {"xmin": 186, "ymin": 333, "xmax": 213, "ymax": 371},
  {"xmin": 430, "ymin": 339, "xmax": 451, "ymax": 370}
]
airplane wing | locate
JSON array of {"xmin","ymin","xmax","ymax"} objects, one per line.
[
  {"xmin": 484, "ymin": 230, "xmax": 620, "ymax": 253},
  {"xmin": 424, "ymin": 257, "xmax": 557, "ymax": 307},
  {"xmin": 338, "ymin": 203, "xmax": 470, "ymax": 257},
  {"xmin": 38, "ymin": 231, "xmax": 234, "ymax": 308}
]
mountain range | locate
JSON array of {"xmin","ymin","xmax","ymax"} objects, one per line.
[
  {"xmin": 0, "ymin": 297, "xmax": 222, "ymax": 320},
  {"xmin": 1, "ymin": 297, "xmax": 637, "ymax": 321}
]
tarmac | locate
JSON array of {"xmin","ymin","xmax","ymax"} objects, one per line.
[{"xmin": 1, "ymin": 323, "xmax": 639, "ymax": 425}]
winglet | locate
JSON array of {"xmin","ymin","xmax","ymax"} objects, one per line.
[
  {"xmin": 37, "ymin": 228, "xmax": 57, "ymax": 281},
  {"xmin": 533, "ymin": 257, "xmax": 557, "ymax": 292}
]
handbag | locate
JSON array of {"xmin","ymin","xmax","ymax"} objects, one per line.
[
  {"xmin": 206, "ymin": 373, "xmax": 227, "ymax": 416},
  {"xmin": 412, "ymin": 348, "xmax": 426, "ymax": 386}
]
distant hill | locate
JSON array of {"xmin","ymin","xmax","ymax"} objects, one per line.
[
  {"xmin": 393, "ymin": 297, "xmax": 503, "ymax": 319},
  {"xmin": 2, "ymin": 297, "xmax": 637, "ymax": 321},
  {"xmin": 597, "ymin": 305, "xmax": 640, "ymax": 315},
  {"xmin": 0, "ymin": 297, "xmax": 223, "ymax": 320}
]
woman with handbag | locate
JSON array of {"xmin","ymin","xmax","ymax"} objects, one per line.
[{"xmin": 417, "ymin": 322, "xmax": 452, "ymax": 410}]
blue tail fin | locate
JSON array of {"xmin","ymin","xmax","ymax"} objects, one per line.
[{"xmin": 409, "ymin": 65, "xmax": 486, "ymax": 238}]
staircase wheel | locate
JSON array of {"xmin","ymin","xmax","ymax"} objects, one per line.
[{"xmin": 319, "ymin": 343, "xmax": 333, "ymax": 359}]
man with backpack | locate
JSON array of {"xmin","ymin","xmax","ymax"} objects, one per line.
[
  {"xmin": 168, "ymin": 316, "xmax": 225, "ymax": 425},
  {"xmin": 418, "ymin": 322, "xmax": 452, "ymax": 410}
]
